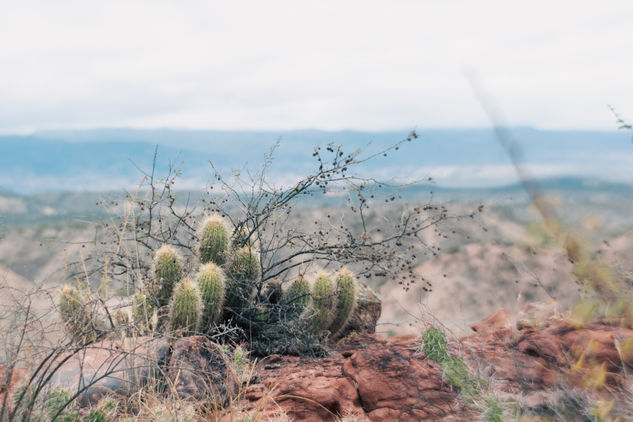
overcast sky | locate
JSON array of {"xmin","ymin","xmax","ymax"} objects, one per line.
[{"xmin": 1, "ymin": 1, "xmax": 632, "ymax": 134}]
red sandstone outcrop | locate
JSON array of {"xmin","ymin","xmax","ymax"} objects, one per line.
[
  {"xmin": 245, "ymin": 334, "xmax": 473, "ymax": 421},
  {"xmin": 3, "ymin": 304, "xmax": 633, "ymax": 420}
]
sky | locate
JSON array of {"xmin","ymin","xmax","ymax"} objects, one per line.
[{"xmin": 1, "ymin": 1, "xmax": 633, "ymax": 134}]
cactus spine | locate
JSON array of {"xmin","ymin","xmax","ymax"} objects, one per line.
[
  {"xmin": 225, "ymin": 246, "xmax": 260, "ymax": 311},
  {"xmin": 153, "ymin": 244, "xmax": 183, "ymax": 307},
  {"xmin": 168, "ymin": 278, "xmax": 202, "ymax": 335},
  {"xmin": 328, "ymin": 268, "xmax": 359, "ymax": 335},
  {"xmin": 199, "ymin": 215, "xmax": 230, "ymax": 265},
  {"xmin": 310, "ymin": 272, "xmax": 337, "ymax": 334},
  {"xmin": 197, "ymin": 262, "xmax": 226, "ymax": 329},
  {"xmin": 283, "ymin": 275, "xmax": 311, "ymax": 318}
]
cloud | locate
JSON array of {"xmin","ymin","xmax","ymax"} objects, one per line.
[{"xmin": 1, "ymin": 0, "xmax": 632, "ymax": 133}]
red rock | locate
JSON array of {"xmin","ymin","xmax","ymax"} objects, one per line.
[
  {"xmin": 0, "ymin": 366, "xmax": 27, "ymax": 412},
  {"xmin": 245, "ymin": 335, "xmax": 472, "ymax": 421},
  {"xmin": 470, "ymin": 308, "xmax": 513, "ymax": 341},
  {"xmin": 343, "ymin": 341, "xmax": 471, "ymax": 421}
]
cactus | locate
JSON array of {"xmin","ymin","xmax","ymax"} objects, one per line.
[
  {"xmin": 168, "ymin": 278, "xmax": 202, "ymax": 336},
  {"xmin": 225, "ymin": 246, "xmax": 260, "ymax": 312},
  {"xmin": 310, "ymin": 272, "xmax": 337, "ymax": 334},
  {"xmin": 282, "ymin": 275, "xmax": 311, "ymax": 318},
  {"xmin": 328, "ymin": 268, "xmax": 358, "ymax": 335},
  {"xmin": 197, "ymin": 262, "xmax": 226, "ymax": 329},
  {"xmin": 198, "ymin": 215, "xmax": 230, "ymax": 265},
  {"xmin": 152, "ymin": 244, "xmax": 183, "ymax": 307},
  {"xmin": 59, "ymin": 284, "xmax": 96, "ymax": 342}
]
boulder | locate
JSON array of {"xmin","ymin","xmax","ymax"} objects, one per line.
[
  {"xmin": 166, "ymin": 336, "xmax": 238, "ymax": 405},
  {"xmin": 246, "ymin": 335, "xmax": 472, "ymax": 421},
  {"xmin": 48, "ymin": 336, "xmax": 169, "ymax": 406}
]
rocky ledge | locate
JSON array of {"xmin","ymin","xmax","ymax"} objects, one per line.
[
  {"xmin": 243, "ymin": 306, "xmax": 633, "ymax": 421},
  {"xmin": 2, "ymin": 303, "xmax": 632, "ymax": 421}
]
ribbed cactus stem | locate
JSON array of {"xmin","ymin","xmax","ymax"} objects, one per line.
[
  {"xmin": 329, "ymin": 268, "xmax": 359, "ymax": 335},
  {"xmin": 311, "ymin": 272, "xmax": 337, "ymax": 334},
  {"xmin": 198, "ymin": 215, "xmax": 230, "ymax": 265},
  {"xmin": 169, "ymin": 278, "xmax": 202, "ymax": 336},
  {"xmin": 225, "ymin": 246, "xmax": 260, "ymax": 311},
  {"xmin": 283, "ymin": 275, "xmax": 311, "ymax": 318},
  {"xmin": 197, "ymin": 262, "xmax": 226, "ymax": 329},
  {"xmin": 153, "ymin": 244, "xmax": 183, "ymax": 307}
]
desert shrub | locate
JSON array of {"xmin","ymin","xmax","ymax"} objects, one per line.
[
  {"xmin": 421, "ymin": 326, "xmax": 448, "ymax": 362},
  {"xmin": 12, "ymin": 384, "xmax": 79, "ymax": 422},
  {"xmin": 482, "ymin": 395, "xmax": 503, "ymax": 422},
  {"xmin": 442, "ymin": 354, "xmax": 479, "ymax": 397}
]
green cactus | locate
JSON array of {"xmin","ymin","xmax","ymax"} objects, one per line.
[
  {"xmin": 283, "ymin": 275, "xmax": 311, "ymax": 318},
  {"xmin": 58, "ymin": 284, "xmax": 96, "ymax": 342},
  {"xmin": 152, "ymin": 244, "xmax": 183, "ymax": 307},
  {"xmin": 197, "ymin": 262, "xmax": 226, "ymax": 329},
  {"xmin": 168, "ymin": 278, "xmax": 202, "ymax": 336},
  {"xmin": 198, "ymin": 215, "xmax": 230, "ymax": 265},
  {"xmin": 225, "ymin": 246, "xmax": 260, "ymax": 312},
  {"xmin": 328, "ymin": 268, "xmax": 358, "ymax": 335},
  {"xmin": 310, "ymin": 272, "xmax": 337, "ymax": 334}
]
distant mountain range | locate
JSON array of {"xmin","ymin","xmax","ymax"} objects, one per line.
[
  {"xmin": 1, "ymin": 175, "xmax": 632, "ymax": 228},
  {"xmin": 1, "ymin": 127, "xmax": 632, "ymax": 193}
]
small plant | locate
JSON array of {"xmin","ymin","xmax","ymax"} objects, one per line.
[
  {"xmin": 441, "ymin": 354, "xmax": 479, "ymax": 396},
  {"xmin": 168, "ymin": 278, "xmax": 202, "ymax": 335},
  {"xmin": 84, "ymin": 397, "xmax": 118, "ymax": 422},
  {"xmin": 421, "ymin": 326, "xmax": 448, "ymax": 362},
  {"xmin": 197, "ymin": 262, "xmax": 227, "ymax": 330},
  {"xmin": 84, "ymin": 408, "xmax": 110, "ymax": 422},
  {"xmin": 311, "ymin": 272, "xmax": 337, "ymax": 334},
  {"xmin": 482, "ymin": 395, "xmax": 503, "ymax": 422},
  {"xmin": 199, "ymin": 214, "xmax": 230, "ymax": 265},
  {"xmin": 328, "ymin": 268, "xmax": 358, "ymax": 336},
  {"xmin": 234, "ymin": 345, "xmax": 246, "ymax": 369},
  {"xmin": 152, "ymin": 244, "xmax": 183, "ymax": 307}
]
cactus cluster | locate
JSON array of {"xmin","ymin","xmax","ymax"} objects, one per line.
[
  {"xmin": 280, "ymin": 268, "xmax": 359, "ymax": 337},
  {"xmin": 58, "ymin": 212, "xmax": 361, "ymax": 351}
]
